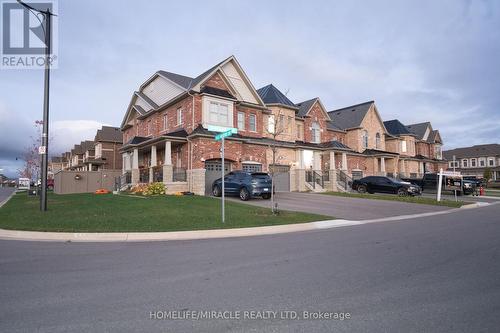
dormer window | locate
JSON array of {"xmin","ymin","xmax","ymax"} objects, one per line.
[{"xmin": 312, "ymin": 122, "xmax": 320, "ymax": 143}]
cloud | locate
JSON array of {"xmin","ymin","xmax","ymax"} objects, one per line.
[{"xmin": 50, "ymin": 120, "xmax": 107, "ymax": 154}]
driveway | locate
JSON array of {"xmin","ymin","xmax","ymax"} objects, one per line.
[{"xmin": 229, "ymin": 192, "xmax": 450, "ymax": 220}]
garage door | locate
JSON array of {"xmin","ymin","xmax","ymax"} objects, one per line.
[
  {"xmin": 270, "ymin": 165, "xmax": 290, "ymax": 192},
  {"xmin": 242, "ymin": 163, "xmax": 262, "ymax": 172},
  {"xmin": 205, "ymin": 160, "xmax": 230, "ymax": 195}
]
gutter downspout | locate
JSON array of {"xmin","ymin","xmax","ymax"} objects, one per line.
[{"xmin": 186, "ymin": 87, "xmax": 195, "ymax": 193}]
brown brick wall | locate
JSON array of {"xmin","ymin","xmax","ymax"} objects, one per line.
[
  {"xmin": 233, "ymin": 105, "xmax": 263, "ymax": 138},
  {"xmin": 303, "ymin": 101, "xmax": 333, "ymax": 143}
]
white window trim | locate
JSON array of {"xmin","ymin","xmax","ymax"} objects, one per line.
[
  {"xmin": 237, "ymin": 111, "xmax": 245, "ymax": 130},
  {"xmin": 162, "ymin": 113, "xmax": 168, "ymax": 131},
  {"xmin": 268, "ymin": 114, "xmax": 275, "ymax": 134},
  {"xmin": 311, "ymin": 122, "xmax": 321, "ymax": 143},
  {"xmin": 177, "ymin": 108, "xmax": 183, "ymax": 126},
  {"xmin": 401, "ymin": 140, "xmax": 407, "ymax": 153},
  {"xmin": 249, "ymin": 114, "xmax": 257, "ymax": 132},
  {"xmin": 201, "ymin": 96, "xmax": 234, "ymax": 128}
]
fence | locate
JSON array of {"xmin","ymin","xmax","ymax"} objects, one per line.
[{"xmin": 54, "ymin": 170, "xmax": 122, "ymax": 194}]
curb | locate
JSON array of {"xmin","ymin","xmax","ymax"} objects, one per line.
[{"xmin": 0, "ymin": 201, "xmax": 495, "ymax": 243}]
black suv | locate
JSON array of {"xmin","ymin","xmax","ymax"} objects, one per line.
[
  {"xmin": 352, "ymin": 176, "xmax": 422, "ymax": 196},
  {"xmin": 212, "ymin": 170, "xmax": 272, "ymax": 201}
]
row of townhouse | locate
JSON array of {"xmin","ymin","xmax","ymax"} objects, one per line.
[
  {"xmin": 48, "ymin": 126, "xmax": 123, "ymax": 177},
  {"xmin": 119, "ymin": 56, "xmax": 447, "ymax": 195},
  {"xmin": 443, "ymin": 144, "xmax": 500, "ymax": 180}
]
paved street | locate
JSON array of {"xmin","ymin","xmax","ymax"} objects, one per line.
[
  {"xmin": 0, "ymin": 187, "xmax": 15, "ymax": 206},
  {"xmin": 1, "ymin": 203, "xmax": 499, "ymax": 332},
  {"xmin": 230, "ymin": 192, "xmax": 451, "ymax": 219}
]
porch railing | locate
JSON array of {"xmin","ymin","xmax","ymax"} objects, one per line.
[
  {"xmin": 152, "ymin": 166, "xmax": 163, "ymax": 182},
  {"xmin": 305, "ymin": 170, "xmax": 326, "ymax": 189},
  {"xmin": 337, "ymin": 169, "xmax": 353, "ymax": 191},
  {"xmin": 173, "ymin": 168, "xmax": 186, "ymax": 182},
  {"xmin": 115, "ymin": 172, "xmax": 131, "ymax": 191},
  {"xmin": 139, "ymin": 168, "xmax": 149, "ymax": 183}
]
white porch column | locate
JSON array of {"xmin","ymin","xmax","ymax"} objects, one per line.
[
  {"xmin": 164, "ymin": 141, "xmax": 172, "ymax": 165},
  {"xmin": 329, "ymin": 151, "xmax": 336, "ymax": 170},
  {"xmin": 151, "ymin": 145, "xmax": 157, "ymax": 167},
  {"xmin": 163, "ymin": 141, "xmax": 173, "ymax": 183},
  {"xmin": 380, "ymin": 157, "xmax": 386, "ymax": 172},
  {"xmin": 341, "ymin": 153, "xmax": 347, "ymax": 171},
  {"xmin": 296, "ymin": 149, "xmax": 304, "ymax": 169},
  {"xmin": 131, "ymin": 148, "xmax": 139, "ymax": 185},
  {"xmin": 149, "ymin": 145, "xmax": 157, "ymax": 183},
  {"xmin": 132, "ymin": 148, "xmax": 139, "ymax": 169},
  {"xmin": 313, "ymin": 151, "xmax": 321, "ymax": 170},
  {"xmin": 122, "ymin": 154, "xmax": 126, "ymax": 173}
]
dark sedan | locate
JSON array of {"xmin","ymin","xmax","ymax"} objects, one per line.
[
  {"xmin": 352, "ymin": 176, "xmax": 422, "ymax": 196},
  {"xmin": 212, "ymin": 170, "xmax": 272, "ymax": 201}
]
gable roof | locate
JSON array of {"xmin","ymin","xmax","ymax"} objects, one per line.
[
  {"xmin": 95, "ymin": 126, "xmax": 123, "ymax": 143},
  {"xmin": 327, "ymin": 101, "xmax": 374, "ymax": 130},
  {"xmin": 383, "ymin": 119, "xmax": 414, "ymax": 137},
  {"xmin": 406, "ymin": 122, "xmax": 431, "ymax": 140},
  {"xmin": 257, "ymin": 84, "xmax": 297, "ymax": 109},
  {"xmin": 157, "ymin": 71, "xmax": 193, "ymax": 89},
  {"xmin": 443, "ymin": 144, "xmax": 500, "ymax": 160},
  {"xmin": 296, "ymin": 98, "xmax": 319, "ymax": 117},
  {"xmin": 80, "ymin": 140, "xmax": 95, "ymax": 152}
]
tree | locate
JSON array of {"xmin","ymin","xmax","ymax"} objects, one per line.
[
  {"xmin": 17, "ymin": 120, "xmax": 44, "ymax": 180},
  {"xmin": 483, "ymin": 167, "xmax": 492, "ymax": 185},
  {"xmin": 266, "ymin": 108, "xmax": 288, "ymax": 214}
]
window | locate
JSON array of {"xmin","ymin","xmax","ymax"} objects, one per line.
[
  {"xmin": 471, "ymin": 158, "xmax": 476, "ymax": 167},
  {"xmin": 488, "ymin": 158, "xmax": 495, "ymax": 167},
  {"xmin": 401, "ymin": 140, "xmax": 407, "ymax": 153},
  {"xmin": 311, "ymin": 122, "xmax": 321, "ymax": 143},
  {"xmin": 462, "ymin": 159, "xmax": 468, "ymax": 168},
  {"xmin": 95, "ymin": 144, "xmax": 102, "ymax": 158},
  {"xmin": 237, "ymin": 112, "xmax": 245, "ymax": 130},
  {"xmin": 480, "ymin": 159, "xmax": 485, "ymax": 167},
  {"xmin": 287, "ymin": 116, "xmax": 293, "ymax": 134},
  {"xmin": 249, "ymin": 114, "xmax": 256, "ymax": 132},
  {"xmin": 268, "ymin": 115, "xmax": 275, "ymax": 134},
  {"xmin": 177, "ymin": 108, "xmax": 183, "ymax": 125},
  {"xmin": 208, "ymin": 102, "xmax": 229, "ymax": 126},
  {"xmin": 242, "ymin": 163, "xmax": 262, "ymax": 172},
  {"xmin": 163, "ymin": 113, "xmax": 168, "ymax": 131},
  {"xmin": 375, "ymin": 133, "xmax": 381, "ymax": 149},
  {"xmin": 279, "ymin": 114, "xmax": 285, "ymax": 132},
  {"xmin": 362, "ymin": 130, "xmax": 368, "ymax": 149},
  {"xmin": 296, "ymin": 124, "xmax": 302, "ymax": 139},
  {"xmin": 147, "ymin": 120, "xmax": 152, "ymax": 136}
]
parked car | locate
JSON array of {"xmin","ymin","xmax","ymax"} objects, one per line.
[
  {"xmin": 212, "ymin": 170, "xmax": 272, "ymax": 201},
  {"xmin": 402, "ymin": 173, "xmax": 473, "ymax": 195},
  {"xmin": 352, "ymin": 176, "xmax": 422, "ymax": 196}
]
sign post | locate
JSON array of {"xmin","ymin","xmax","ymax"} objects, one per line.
[
  {"xmin": 211, "ymin": 126, "xmax": 238, "ymax": 224},
  {"xmin": 437, "ymin": 168, "xmax": 443, "ymax": 202}
]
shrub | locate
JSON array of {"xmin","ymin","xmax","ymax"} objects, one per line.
[{"xmin": 143, "ymin": 182, "xmax": 166, "ymax": 196}]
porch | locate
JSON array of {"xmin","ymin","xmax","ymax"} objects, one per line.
[{"xmin": 120, "ymin": 140, "xmax": 190, "ymax": 194}]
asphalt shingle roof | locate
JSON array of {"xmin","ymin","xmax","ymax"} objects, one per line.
[
  {"xmin": 95, "ymin": 126, "xmax": 123, "ymax": 143},
  {"xmin": 406, "ymin": 122, "xmax": 430, "ymax": 140},
  {"xmin": 443, "ymin": 144, "xmax": 500, "ymax": 160},
  {"xmin": 200, "ymin": 86, "xmax": 235, "ymax": 99},
  {"xmin": 256, "ymin": 84, "xmax": 296, "ymax": 108},
  {"xmin": 295, "ymin": 98, "xmax": 318, "ymax": 117},
  {"xmin": 157, "ymin": 71, "xmax": 193, "ymax": 89},
  {"xmin": 327, "ymin": 101, "xmax": 374, "ymax": 130},
  {"xmin": 383, "ymin": 119, "xmax": 413, "ymax": 136}
]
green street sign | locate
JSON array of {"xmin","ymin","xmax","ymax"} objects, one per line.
[{"xmin": 215, "ymin": 130, "xmax": 234, "ymax": 141}]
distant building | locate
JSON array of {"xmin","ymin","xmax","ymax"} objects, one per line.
[{"xmin": 443, "ymin": 144, "xmax": 500, "ymax": 180}]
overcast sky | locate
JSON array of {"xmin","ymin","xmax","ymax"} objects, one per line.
[{"xmin": 1, "ymin": 0, "xmax": 499, "ymax": 177}]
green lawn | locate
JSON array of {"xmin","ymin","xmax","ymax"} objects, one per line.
[
  {"xmin": 0, "ymin": 192, "xmax": 330, "ymax": 232},
  {"xmin": 485, "ymin": 190, "xmax": 500, "ymax": 197},
  {"xmin": 322, "ymin": 191, "xmax": 466, "ymax": 208}
]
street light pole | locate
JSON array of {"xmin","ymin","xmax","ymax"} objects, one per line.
[{"xmin": 17, "ymin": 1, "xmax": 55, "ymax": 211}]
